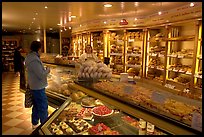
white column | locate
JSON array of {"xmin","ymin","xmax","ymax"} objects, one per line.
[{"xmin": 43, "ymin": 28, "xmax": 46, "ymax": 53}]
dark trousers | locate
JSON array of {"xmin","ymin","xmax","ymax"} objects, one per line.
[{"xmin": 31, "ymin": 88, "xmax": 48, "ymax": 125}]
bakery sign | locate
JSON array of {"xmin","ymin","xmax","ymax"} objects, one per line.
[{"xmin": 119, "ymin": 19, "xmax": 128, "ymax": 25}]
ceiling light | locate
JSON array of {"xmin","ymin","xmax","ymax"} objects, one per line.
[
  {"xmin": 45, "ymin": 6, "xmax": 48, "ymax": 9},
  {"xmin": 190, "ymin": 3, "xmax": 194, "ymax": 7},
  {"xmin": 57, "ymin": 23, "xmax": 61, "ymax": 26},
  {"xmin": 35, "ymin": 12, "xmax": 38, "ymax": 15},
  {"xmin": 135, "ymin": 18, "xmax": 138, "ymax": 21},
  {"xmin": 80, "ymin": 24, "xmax": 82, "ymax": 27},
  {"xmin": 49, "ymin": 28, "xmax": 53, "ymax": 30},
  {"xmin": 71, "ymin": 16, "xmax": 76, "ymax": 18},
  {"xmin": 33, "ymin": 18, "xmax": 36, "ymax": 20},
  {"xmin": 60, "ymin": 30, "xmax": 63, "ymax": 32},
  {"xmin": 104, "ymin": 21, "xmax": 107, "ymax": 24},
  {"xmin": 104, "ymin": 4, "xmax": 112, "ymax": 8},
  {"xmin": 69, "ymin": 27, "xmax": 71, "ymax": 29},
  {"xmin": 158, "ymin": 11, "xmax": 162, "ymax": 15}
]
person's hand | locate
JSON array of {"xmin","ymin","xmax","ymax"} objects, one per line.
[{"xmin": 46, "ymin": 67, "xmax": 50, "ymax": 73}]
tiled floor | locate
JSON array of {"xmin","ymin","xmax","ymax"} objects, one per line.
[{"xmin": 2, "ymin": 72, "xmax": 55, "ymax": 135}]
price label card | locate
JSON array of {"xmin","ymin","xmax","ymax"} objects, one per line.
[
  {"xmin": 151, "ymin": 91, "xmax": 167, "ymax": 104},
  {"xmin": 191, "ymin": 112, "xmax": 202, "ymax": 132},
  {"xmin": 123, "ymin": 86, "xmax": 133, "ymax": 94}
]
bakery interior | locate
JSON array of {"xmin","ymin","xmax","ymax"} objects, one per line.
[{"xmin": 2, "ymin": 2, "xmax": 202, "ymax": 135}]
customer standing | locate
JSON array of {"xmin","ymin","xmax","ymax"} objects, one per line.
[
  {"xmin": 14, "ymin": 46, "xmax": 23, "ymax": 76},
  {"xmin": 25, "ymin": 41, "xmax": 50, "ymax": 129}
]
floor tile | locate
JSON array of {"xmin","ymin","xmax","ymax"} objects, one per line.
[
  {"xmin": 3, "ymin": 119, "xmax": 24, "ymax": 127},
  {"xmin": 7, "ymin": 106, "xmax": 22, "ymax": 111},
  {"xmin": 2, "ymin": 127, "xmax": 24, "ymax": 135},
  {"xmin": 6, "ymin": 111, "xmax": 23, "ymax": 118},
  {"xmin": 15, "ymin": 113, "xmax": 31, "ymax": 120},
  {"xmin": 15, "ymin": 120, "xmax": 32, "ymax": 130},
  {"xmin": 2, "ymin": 124, "xmax": 13, "ymax": 133}
]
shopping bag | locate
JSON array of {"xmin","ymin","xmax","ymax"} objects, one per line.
[{"xmin": 24, "ymin": 85, "xmax": 33, "ymax": 108}]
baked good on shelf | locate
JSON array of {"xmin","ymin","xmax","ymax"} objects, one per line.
[
  {"xmin": 81, "ymin": 97, "xmax": 95, "ymax": 107},
  {"xmin": 65, "ymin": 127, "xmax": 74, "ymax": 134}
]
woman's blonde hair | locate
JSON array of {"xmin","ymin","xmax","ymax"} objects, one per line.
[{"xmin": 85, "ymin": 44, "xmax": 93, "ymax": 53}]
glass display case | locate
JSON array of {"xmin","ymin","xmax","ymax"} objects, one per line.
[
  {"xmin": 91, "ymin": 31, "xmax": 104, "ymax": 61},
  {"xmin": 38, "ymin": 84, "xmax": 168, "ymax": 135},
  {"xmin": 166, "ymin": 21, "xmax": 195, "ymax": 92},
  {"xmin": 194, "ymin": 21, "xmax": 202, "ymax": 90},
  {"xmin": 125, "ymin": 29, "xmax": 144, "ymax": 78},
  {"xmin": 109, "ymin": 30, "xmax": 125, "ymax": 75},
  {"xmin": 27, "ymin": 62, "xmax": 201, "ymax": 135},
  {"xmin": 145, "ymin": 26, "xmax": 167, "ymax": 84}
]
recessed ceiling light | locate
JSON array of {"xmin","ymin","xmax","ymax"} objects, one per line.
[
  {"xmin": 33, "ymin": 18, "xmax": 36, "ymax": 20},
  {"xmin": 45, "ymin": 6, "xmax": 48, "ymax": 9},
  {"xmin": 69, "ymin": 27, "xmax": 71, "ymax": 29},
  {"xmin": 80, "ymin": 24, "xmax": 82, "ymax": 27},
  {"xmin": 190, "ymin": 3, "xmax": 194, "ymax": 7},
  {"xmin": 158, "ymin": 11, "xmax": 162, "ymax": 15},
  {"xmin": 104, "ymin": 21, "xmax": 107, "ymax": 24},
  {"xmin": 49, "ymin": 28, "xmax": 53, "ymax": 30},
  {"xmin": 35, "ymin": 12, "xmax": 38, "ymax": 15},
  {"xmin": 71, "ymin": 16, "xmax": 76, "ymax": 18},
  {"xmin": 104, "ymin": 4, "xmax": 112, "ymax": 8},
  {"xmin": 135, "ymin": 18, "xmax": 138, "ymax": 21},
  {"xmin": 57, "ymin": 24, "xmax": 61, "ymax": 26}
]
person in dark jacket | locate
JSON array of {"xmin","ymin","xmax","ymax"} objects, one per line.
[
  {"xmin": 25, "ymin": 41, "xmax": 50, "ymax": 129},
  {"xmin": 14, "ymin": 46, "xmax": 23, "ymax": 76}
]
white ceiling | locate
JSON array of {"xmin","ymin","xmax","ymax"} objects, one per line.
[{"xmin": 2, "ymin": 2, "xmax": 200, "ymax": 33}]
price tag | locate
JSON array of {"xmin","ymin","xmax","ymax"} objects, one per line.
[
  {"xmin": 146, "ymin": 122, "xmax": 155, "ymax": 133},
  {"xmin": 178, "ymin": 55, "xmax": 184, "ymax": 58},
  {"xmin": 151, "ymin": 91, "xmax": 166, "ymax": 104},
  {"xmin": 191, "ymin": 112, "xmax": 202, "ymax": 132},
  {"xmin": 123, "ymin": 86, "xmax": 133, "ymax": 94}
]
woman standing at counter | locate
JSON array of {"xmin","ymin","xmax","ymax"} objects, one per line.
[
  {"xmin": 79, "ymin": 44, "xmax": 99, "ymax": 63},
  {"xmin": 25, "ymin": 41, "xmax": 50, "ymax": 129}
]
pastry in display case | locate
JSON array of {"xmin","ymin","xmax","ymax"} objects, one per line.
[
  {"xmin": 91, "ymin": 31, "xmax": 104, "ymax": 61},
  {"xmin": 126, "ymin": 30, "xmax": 143, "ymax": 78},
  {"xmin": 146, "ymin": 28, "xmax": 166, "ymax": 83},
  {"xmin": 77, "ymin": 60, "xmax": 112, "ymax": 80},
  {"xmin": 109, "ymin": 30, "xmax": 125, "ymax": 75},
  {"xmin": 39, "ymin": 86, "xmax": 168, "ymax": 135}
]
